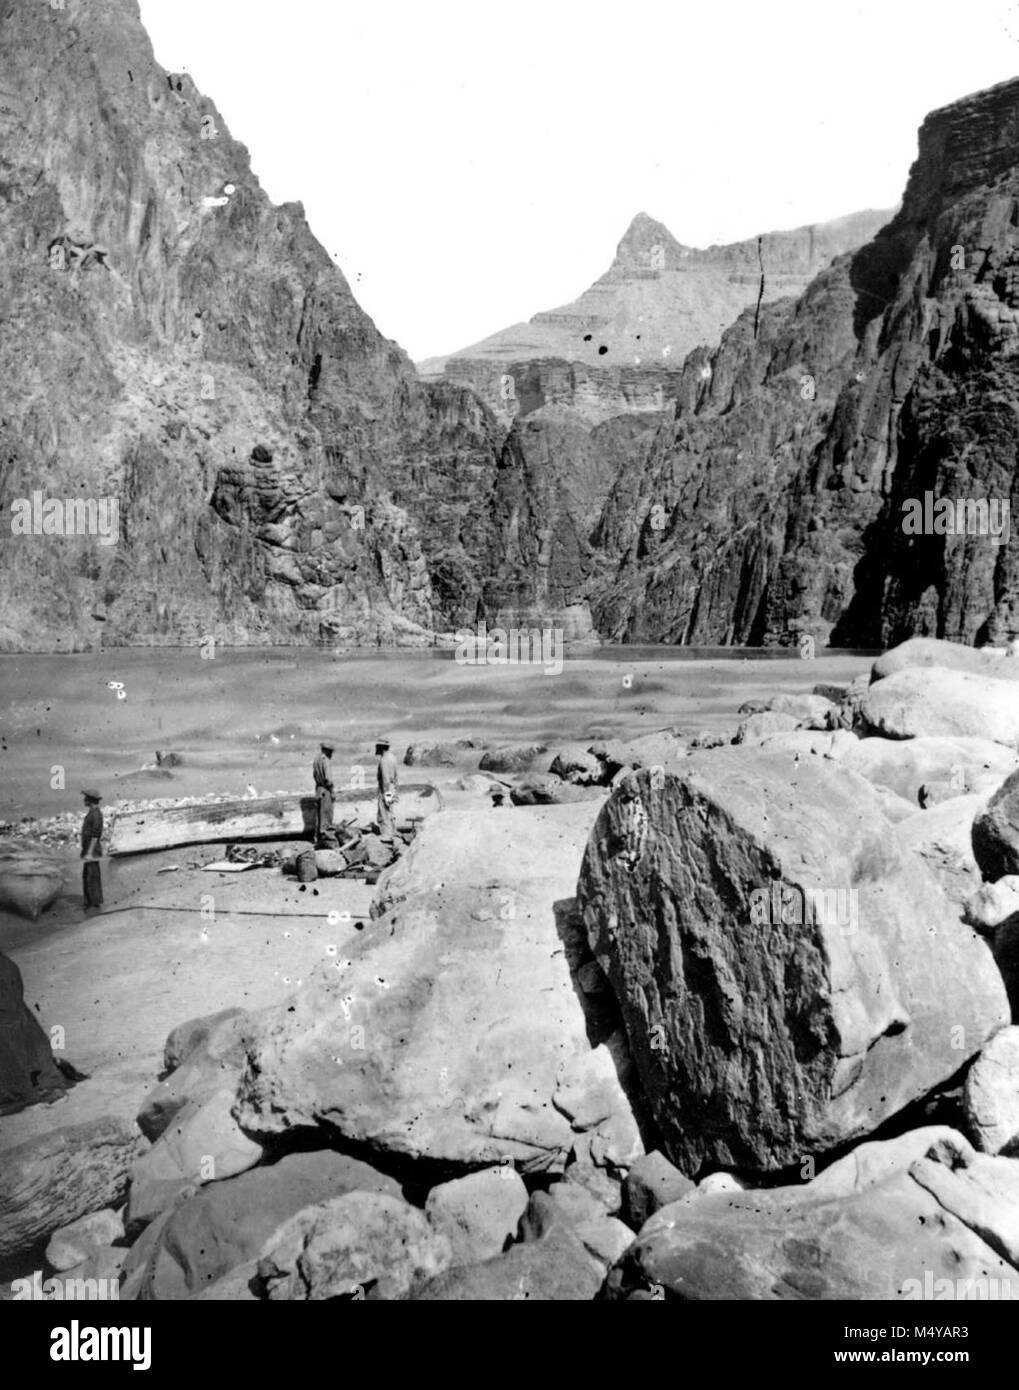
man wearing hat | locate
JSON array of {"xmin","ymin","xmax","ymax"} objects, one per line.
[
  {"xmin": 80, "ymin": 790, "xmax": 104, "ymax": 911},
  {"xmin": 375, "ymin": 738, "xmax": 398, "ymax": 845},
  {"xmin": 313, "ymin": 740, "xmax": 337, "ymax": 849}
]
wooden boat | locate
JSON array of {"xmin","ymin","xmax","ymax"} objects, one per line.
[
  {"xmin": 0, "ymin": 844, "xmax": 66, "ymax": 921},
  {"xmin": 108, "ymin": 784, "xmax": 444, "ymax": 856}
]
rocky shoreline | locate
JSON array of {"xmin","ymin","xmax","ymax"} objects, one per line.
[{"xmin": 4, "ymin": 636, "xmax": 1019, "ymax": 1300}]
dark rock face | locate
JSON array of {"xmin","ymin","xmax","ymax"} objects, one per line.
[
  {"xmin": 973, "ymin": 771, "xmax": 1019, "ymax": 881},
  {"xmin": 576, "ymin": 751, "xmax": 1008, "ymax": 1173},
  {"xmin": 0, "ymin": 0, "xmax": 502, "ymax": 650},
  {"xmin": 480, "ymin": 408, "xmax": 662, "ymax": 629},
  {"xmin": 0, "ymin": 949, "xmax": 67, "ymax": 1115},
  {"xmin": 578, "ymin": 80, "xmax": 1019, "ymax": 647}
]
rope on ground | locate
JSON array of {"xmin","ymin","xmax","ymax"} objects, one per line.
[{"xmin": 89, "ymin": 904, "xmax": 372, "ymax": 921}]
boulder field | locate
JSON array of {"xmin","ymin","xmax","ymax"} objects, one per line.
[{"xmin": 6, "ymin": 635, "xmax": 1019, "ymax": 1302}]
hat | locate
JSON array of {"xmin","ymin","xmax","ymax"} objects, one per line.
[
  {"xmin": 374, "ymin": 736, "xmax": 390, "ymax": 749},
  {"xmin": 81, "ymin": 788, "xmax": 102, "ymax": 801},
  {"xmin": 319, "ymin": 740, "xmax": 335, "ymax": 752}
]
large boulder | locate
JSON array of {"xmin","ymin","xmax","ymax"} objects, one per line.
[
  {"xmin": 58, "ymin": 1244, "xmax": 128, "ymax": 1292},
  {"xmin": 872, "ymin": 637, "xmax": 1019, "ymax": 684},
  {"xmin": 0, "ymin": 1109, "xmax": 143, "ymax": 1258},
  {"xmin": 235, "ymin": 805, "xmax": 643, "ymax": 1174},
  {"xmin": 0, "ymin": 843, "xmax": 65, "ymax": 921},
  {"xmin": 894, "ymin": 797, "xmax": 986, "ymax": 912},
  {"xmin": 561, "ymin": 1148, "xmax": 624, "ymax": 1213},
  {"xmin": 835, "ymin": 737, "xmax": 1017, "ymax": 805},
  {"xmin": 613, "ymin": 729, "xmax": 687, "ymax": 768},
  {"xmin": 606, "ymin": 1132, "xmax": 1019, "ymax": 1299},
  {"xmin": 163, "ymin": 1008, "xmax": 246, "ymax": 1075},
  {"xmin": 404, "ymin": 740, "xmax": 481, "ymax": 767},
  {"xmin": 45, "ymin": 1208, "xmax": 125, "ymax": 1273},
  {"xmin": 258, "ymin": 1191, "xmax": 452, "ymax": 1300},
  {"xmin": 576, "ymin": 748, "xmax": 1009, "ymax": 1174},
  {"xmin": 479, "ymin": 744, "xmax": 547, "ymax": 774},
  {"xmin": 424, "ymin": 1167, "xmax": 529, "ymax": 1266},
  {"xmin": 409, "ymin": 1228, "xmax": 604, "ymax": 1301},
  {"xmin": 547, "ymin": 747, "xmax": 606, "ymax": 786},
  {"xmin": 138, "ymin": 1011, "xmax": 252, "ymax": 1142},
  {"xmin": 623, "ymin": 1151, "xmax": 695, "ymax": 1229},
  {"xmin": 732, "ymin": 711, "xmax": 801, "ymax": 744},
  {"xmin": 509, "ymin": 774, "xmax": 602, "ymax": 807},
  {"xmin": 126, "ymin": 1087, "xmax": 264, "ymax": 1232},
  {"xmin": 860, "ymin": 668, "xmax": 1019, "ymax": 747},
  {"xmin": 766, "ymin": 693, "xmax": 837, "ymax": 729},
  {"xmin": 993, "ymin": 918, "xmax": 1019, "ymax": 1023},
  {"xmin": 120, "ymin": 1149, "xmax": 400, "ymax": 1301},
  {"xmin": 519, "ymin": 1182, "xmax": 608, "ymax": 1237},
  {"xmin": 964, "ymin": 1027, "xmax": 1019, "ymax": 1156},
  {"xmin": 454, "ymin": 773, "xmax": 504, "ymax": 795},
  {"xmin": 806, "ymin": 1126, "xmax": 967, "ymax": 1197},
  {"xmin": 0, "ymin": 949, "xmax": 67, "ymax": 1114},
  {"xmin": 973, "ymin": 771, "xmax": 1019, "ymax": 882},
  {"xmin": 965, "ymin": 877, "xmax": 1019, "ymax": 934},
  {"xmin": 572, "ymin": 1216, "xmax": 635, "ymax": 1269},
  {"xmin": 588, "ymin": 730, "xmax": 687, "ymax": 781},
  {"xmin": 752, "ymin": 726, "xmax": 1009, "ymax": 811}
]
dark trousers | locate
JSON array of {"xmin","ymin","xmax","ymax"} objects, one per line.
[
  {"xmin": 82, "ymin": 860, "xmax": 103, "ymax": 908},
  {"xmin": 377, "ymin": 792, "xmax": 396, "ymax": 843},
  {"xmin": 316, "ymin": 788, "xmax": 336, "ymax": 845}
]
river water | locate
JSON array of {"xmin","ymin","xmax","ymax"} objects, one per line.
[{"xmin": 0, "ymin": 647, "xmax": 873, "ymax": 823}]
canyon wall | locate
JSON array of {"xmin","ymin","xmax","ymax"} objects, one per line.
[
  {"xmin": 0, "ymin": 0, "xmax": 502, "ymax": 650},
  {"xmin": 1, "ymin": 0, "xmax": 1015, "ymax": 652},
  {"xmin": 580, "ymin": 79, "xmax": 1019, "ymax": 647}
]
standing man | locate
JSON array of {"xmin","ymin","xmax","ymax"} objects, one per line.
[
  {"xmin": 375, "ymin": 737, "xmax": 398, "ymax": 845},
  {"xmin": 313, "ymin": 740, "xmax": 337, "ymax": 848},
  {"xmin": 80, "ymin": 789, "xmax": 104, "ymax": 912}
]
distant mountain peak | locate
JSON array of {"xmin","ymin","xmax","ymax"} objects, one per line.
[
  {"xmin": 611, "ymin": 212, "xmax": 689, "ymax": 272},
  {"xmin": 420, "ymin": 206, "xmax": 895, "ymax": 420}
]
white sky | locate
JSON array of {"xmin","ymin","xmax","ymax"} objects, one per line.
[{"xmin": 137, "ymin": 0, "xmax": 1019, "ymax": 361}]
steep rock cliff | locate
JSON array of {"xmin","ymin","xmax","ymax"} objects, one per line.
[
  {"xmin": 2, "ymin": 0, "xmax": 1015, "ymax": 652},
  {"xmin": 0, "ymin": 0, "xmax": 502, "ymax": 649},
  {"xmin": 581, "ymin": 79, "xmax": 1019, "ymax": 646}
]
